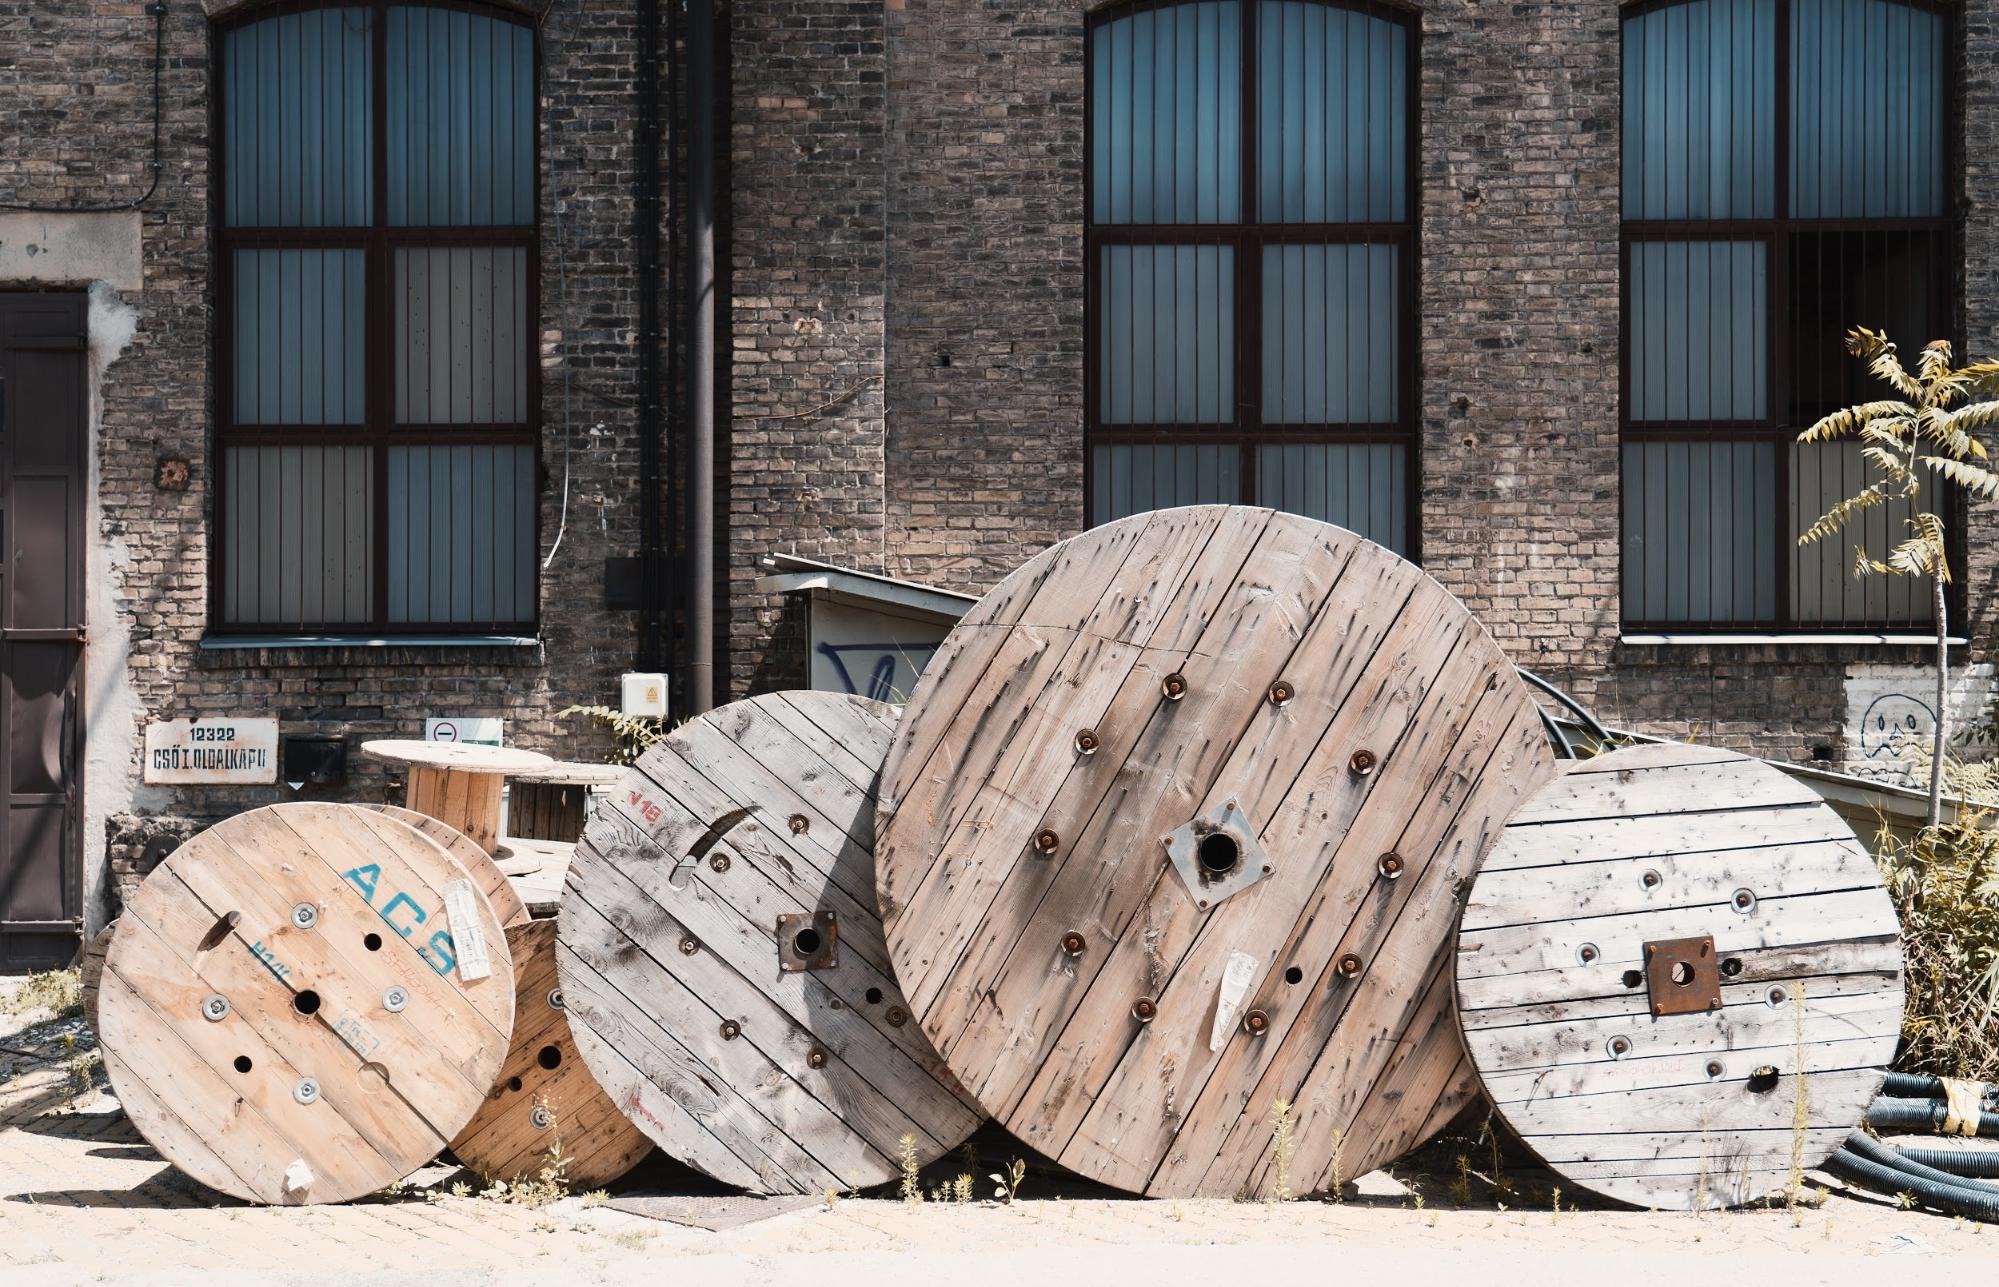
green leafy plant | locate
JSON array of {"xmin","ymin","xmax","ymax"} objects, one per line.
[
  {"xmin": 556, "ymin": 704, "xmax": 668, "ymax": 767},
  {"xmin": 1267, "ymin": 1097, "xmax": 1296, "ymax": 1202},
  {"xmin": 1875, "ymin": 813, "xmax": 1999, "ymax": 1080},
  {"xmin": 989, "ymin": 1157, "xmax": 1026, "ymax": 1205},
  {"xmin": 1796, "ymin": 328, "xmax": 1999, "ymax": 825}
]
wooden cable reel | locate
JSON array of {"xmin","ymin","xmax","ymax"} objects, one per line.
[
  {"xmin": 558, "ymin": 692, "xmax": 985, "ymax": 1194},
  {"xmin": 448, "ymin": 919, "xmax": 653, "ymax": 1189},
  {"xmin": 874, "ymin": 505, "xmax": 1555, "ymax": 1197},
  {"xmin": 1454, "ymin": 742, "xmax": 1904, "ymax": 1210},
  {"xmin": 98, "ymin": 803, "xmax": 516, "ymax": 1204}
]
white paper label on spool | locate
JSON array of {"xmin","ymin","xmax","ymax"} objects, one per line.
[
  {"xmin": 283, "ymin": 1158, "xmax": 315, "ymax": 1193},
  {"xmin": 1209, "ymin": 952, "xmax": 1259, "ymax": 1052},
  {"xmin": 443, "ymin": 879, "xmax": 493, "ymax": 981}
]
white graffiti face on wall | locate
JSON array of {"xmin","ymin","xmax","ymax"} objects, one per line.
[
  {"xmin": 1856, "ymin": 693, "xmax": 1933, "ymax": 765},
  {"xmin": 1843, "ymin": 662, "xmax": 1997, "ymax": 782}
]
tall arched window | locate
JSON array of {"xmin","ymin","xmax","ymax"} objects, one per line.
[
  {"xmin": 1620, "ymin": 0, "xmax": 1951, "ymax": 629},
  {"xmin": 214, "ymin": 3, "xmax": 538, "ymax": 633},
  {"xmin": 1086, "ymin": 0, "xmax": 1416, "ymax": 555}
]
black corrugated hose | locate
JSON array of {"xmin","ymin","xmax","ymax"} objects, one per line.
[{"xmin": 1823, "ymin": 1075, "xmax": 1999, "ymax": 1220}]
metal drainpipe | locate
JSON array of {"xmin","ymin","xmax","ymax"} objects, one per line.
[
  {"xmin": 636, "ymin": 0, "xmax": 667, "ymax": 673},
  {"xmin": 684, "ymin": 0, "xmax": 718, "ymax": 715}
]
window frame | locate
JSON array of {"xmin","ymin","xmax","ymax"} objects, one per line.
[
  {"xmin": 1618, "ymin": 0, "xmax": 1960, "ymax": 633},
  {"xmin": 1082, "ymin": 0, "xmax": 1421, "ymax": 556},
  {"xmin": 209, "ymin": 0, "xmax": 542, "ymax": 636}
]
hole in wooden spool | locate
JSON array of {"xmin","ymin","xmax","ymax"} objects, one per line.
[
  {"xmin": 233, "ymin": 1055, "xmax": 253, "ymax": 1074},
  {"xmin": 1033, "ymin": 829, "xmax": 1060, "ymax": 856},
  {"xmin": 1705, "ymin": 1060, "xmax": 1725, "ymax": 1080},
  {"xmin": 1161, "ymin": 672, "xmax": 1188, "ymax": 701},
  {"xmin": 1732, "ymin": 887, "xmax": 1757, "ymax": 913},
  {"xmin": 1267, "ymin": 679, "xmax": 1295, "ymax": 707},
  {"xmin": 865, "ymin": 986, "xmax": 884, "ymax": 1004},
  {"xmin": 537, "ymin": 1045, "xmax": 562, "ymax": 1071},
  {"xmin": 508, "ymin": 1076, "xmax": 524, "ymax": 1092},
  {"xmin": 1747, "ymin": 1065, "xmax": 1781, "ymax": 1093},
  {"xmin": 1669, "ymin": 961, "xmax": 1695, "ymax": 986},
  {"xmin": 1348, "ymin": 749, "xmax": 1377, "ymax": 776},
  {"xmin": 1074, "ymin": 728, "xmax": 1099, "ymax": 755},
  {"xmin": 1576, "ymin": 943, "xmax": 1599, "ymax": 965},
  {"xmin": 788, "ymin": 814, "xmax": 810, "ymax": 835},
  {"xmin": 1721, "ymin": 957, "xmax": 1743, "ymax": 977},
  {"xmin": 1622, "ymin": 969, "xmax": 1643, "ymax": 988},
  {"xmin": 197, "ymin": 910, "xmax": 241, "ymax": 952},
  {"xmin": 363, "ymin": 932, "xmax": 383, "ymax": 952},
  {"xmin": 1061, "ymin": 931, "xmax": 1086, "ymax": 957},
  {"xmin": 1197, "ymin": 831, "xmax": 1241, "ymax": 877},
  {"xmin": 1640, "ymin": 869, "xmax": 1662, "ymax": 889},
  {"xmin": 1765, "ymin": 985, "xmax": 1788, "ymax": 1007},
  {"xmin": 1284, "ymin": 966, "xmax": 1304, "ymax": 985},
  {"xmin": 293, "ymin": 990, "xmax": 322, "ymax": 1016},
  {"xmin": 1606, "ymin": 1035, "xmax": 1632, "ymax": 1059},
  {"xmin": 792, "ymin": 927, "xmax": 823, "ymax": 958}
]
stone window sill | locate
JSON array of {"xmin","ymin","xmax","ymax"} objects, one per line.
[
  {"xmin": 1620, "ymin": 633, "xmax": 1966, "ymax": 647},
  {"xmin": 196, "ymin": 633, "xmax": 545, "ymax": 668}
]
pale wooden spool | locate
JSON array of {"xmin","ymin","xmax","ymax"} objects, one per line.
[
  {"xmin": 508, "ymin": 761, "xmax": 625, "ymax": 843},
  {"xmin": 558, "ymin": 692, "xmax": 986, "ymax": 1194},
  {"xmin": 79, "ymin": 921, "xmax": 115, "ymax": 1035},
  {"xmin": 448, "ymin": 919, "xmax": 653, "ymax": 1189},
  {"xmin": 362, "ymin": 803, "xmax": 532, "ymax": 930},
  {"xmin": 359, "ymin": 741, "xmax": 554, "ymax": 855},
  {"xmin": 874, "ymin": 505, "xmax": 1555, "ymax": 1197},
  {"xmin": 98, "ymin": 803, "xmax": 516, "ymax": 1205},
  {"xmin": 1455, "ymin": 742, "xmax": 1905, "ymax": 1210}
]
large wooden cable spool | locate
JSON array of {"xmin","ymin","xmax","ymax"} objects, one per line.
[
  {"xmin": 874, "ymin": 506, "xmax": 1555, "ymax": 1197},
  {"xmin": 448, "ymin": 919, "xmax": 653, "ymax": 1189},
  {"xmin": 558, "ymin": 692, "xmax": 986, "ymax": 1194},
  {"xmin": 1454, "ymin": 742, "xmax": 1905, "ymax": 1210},
  {"xmin": 98, "ymin": 803, "xmax": 516, "ymax": 1205}
]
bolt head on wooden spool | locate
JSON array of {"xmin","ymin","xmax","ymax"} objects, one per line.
[
  {"xmin": 1033, "ymin": 828, "xmax": 1060, "ymax": 856},
  {"xmin": 875, "ymin": 506, "xmax": 1554, "ymax": 1197},
  {"xmin": 558, "ymin": 692, "xmax": 983, "ymax": 1195},
  {"xmin": 1376, "ymin": 852, "xmax": 1404, "ymax": 880},
  {"xmin": 97, "ymin": 803, "xmax": 515, "ymax": 1205},
  {"xmin": 1454, "ymin": 742, "xmax": 1905, "ymax": 1212},
  {"xmin": 1131, "ymin": 997, "xmax": 1157, "ymax": 1023}
]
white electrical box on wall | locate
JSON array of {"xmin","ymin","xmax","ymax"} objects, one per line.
[{"xmin": 621, "ymin": 672, "xmax": 669, "ymax": 719}]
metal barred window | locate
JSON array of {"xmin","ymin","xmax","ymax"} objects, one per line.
[
  {"xmin": 1620, "ymin": 0, "xmax": 1953, "ymax": 629},
  {"xmin": 1086, "ymin": 0, "xmax": 1417, "ymax": 555},
  {"xmin": 215, "ymin": 2, "xmax": 538, "ymax": 633}
]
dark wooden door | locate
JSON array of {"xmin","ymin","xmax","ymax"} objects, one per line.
[{"xmin": 0, "ymin": 294, "xmax": 86, "ymax": 970}]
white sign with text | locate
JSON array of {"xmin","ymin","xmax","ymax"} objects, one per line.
[{"xmin": 144, "ymin": 716, "xmax": 279, "ymax": 785}]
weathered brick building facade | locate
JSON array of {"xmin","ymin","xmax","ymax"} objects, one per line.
[{"xmin": 0, "ymin": 0, "xmax": 1993, "ymax": 962}]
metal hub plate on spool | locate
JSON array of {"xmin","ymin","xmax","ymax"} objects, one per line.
[
  {"xmin": 558, "ymin": 692, "xmax": 985, "ymax": 1194},
  {"xmin": 874, "ymin": 506, "xmax": 1555, "ymax": 1197},
  {"xmin": 1454, "ymin": 742, "xmax": 1905, "ymax": 1210},
  {"xmin": 97, "ymin": 803, "xmax": 515, "ymax": 1205},
  {"xmin": 448, "ymin": 919, "xmax": 653, "ymax": 1190}
]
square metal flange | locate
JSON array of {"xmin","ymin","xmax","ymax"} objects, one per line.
[
  {"xmin": 1643, "ymin": 934, "xmax": 1722, "ymax": 1016},
  {"xmin": 1162, "ymin": 801, "xmax": 1271, "ymax": 910},
  {"xmin": 777, "ymin": 909, "xmax": 839, "ymax": 972}
]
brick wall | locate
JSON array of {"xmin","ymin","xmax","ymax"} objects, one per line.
[
  {"xmin": 724, "ymin": 0, "xmax": 890, "ymax": 697},
  {"xmin": 858, "ymin": 0, "xmax": 1999, "ymax": 767},
  {"xmin": 0, "ymin": 0, "xmax": 661, "ymax": 921}
]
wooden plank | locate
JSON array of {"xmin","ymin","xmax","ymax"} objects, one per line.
[
  {"xmin": 874, "ymin": 507, "xmax": 1555, "ymax": 1196},
  {"xmin": 558, "ymin": 692, "xmax": 984, "ymax": 1195},
  {"xmin": 447, "ymin": 920, "xmax": 652, "ymax": 1189},
  {"xmin": 97, "ymin": 803, "xmax": 516, "ymax": 1205},
  {"xmin": 79, "ymin": 920, "xmax": 114, "ymax": 1036},
  {"xmin": 1453, "ymin": 743, "xmax": 1904, "ymax": 1211}
]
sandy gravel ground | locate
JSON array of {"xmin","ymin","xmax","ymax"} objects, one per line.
[{"xmin": 5, "ymin": 975, "xmax": 1995, "ymax": 1287}]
